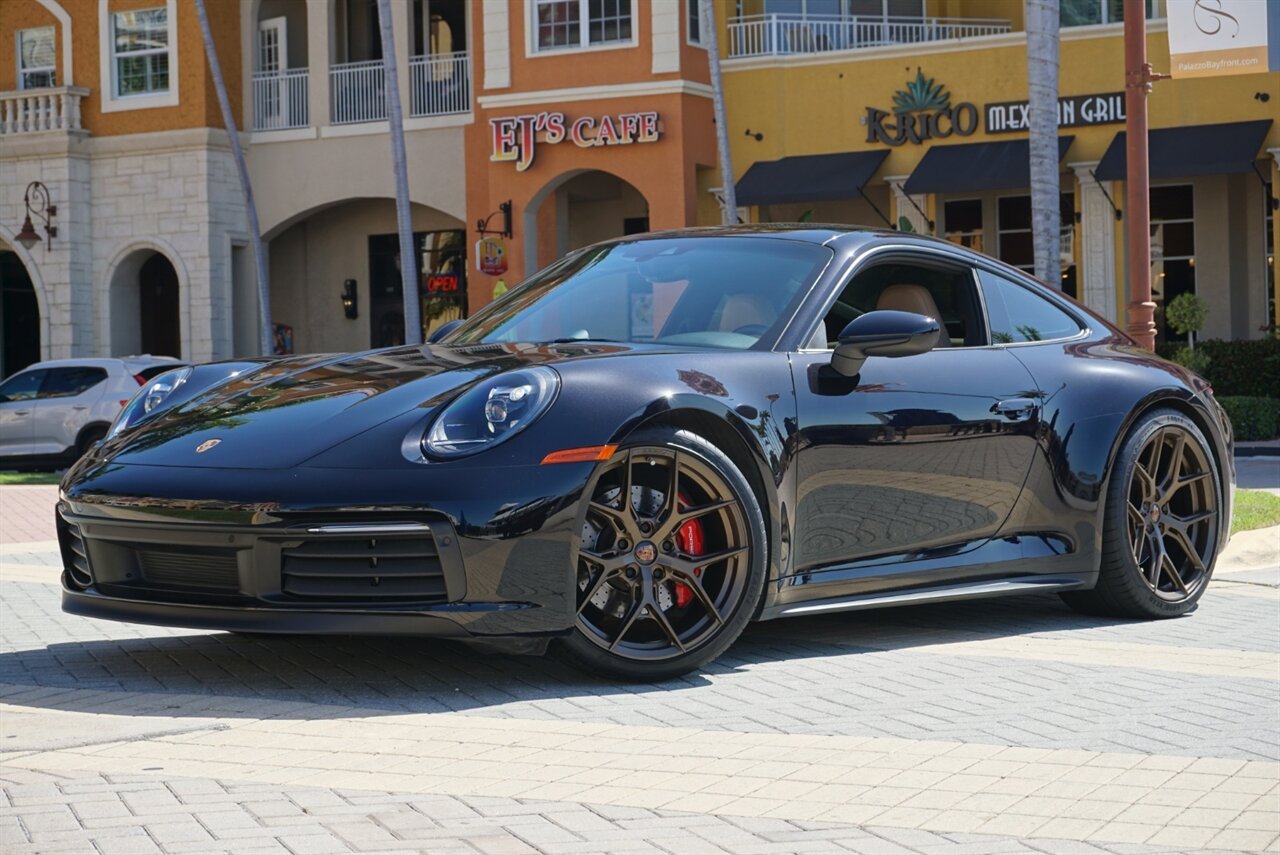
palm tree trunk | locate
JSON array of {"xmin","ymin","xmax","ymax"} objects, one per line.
[
  {"xmin": 194, "ymin": 0, "xmax": 273, "ymax": 356},
  {"xmin": 1026, "ymin": 0, "xmax": 1061, "ymax": 285},
  {"xmin": 701, "ymin": 0, "xmax": 737, "ymax": 224},
  {"xmin": 375, "ymin": 0, "xmax": 422, "ymax": 346}
]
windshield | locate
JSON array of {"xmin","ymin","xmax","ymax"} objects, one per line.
[{"xmin": 448, "ymin": 237, "xmax": 832, "ymax": 350}]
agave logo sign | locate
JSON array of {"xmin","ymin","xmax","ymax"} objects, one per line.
[{"xmin": 866, "ymin": 70, "xmax": 979, "ymax": 146}]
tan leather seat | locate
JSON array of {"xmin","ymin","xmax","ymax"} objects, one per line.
[
  {"xmin": 718, "ymin": 293, "xmax": 773, "ymax": 332},
  {"xmin": 875, "ymin": 283, "xmax": 949, "ymax": 347}
]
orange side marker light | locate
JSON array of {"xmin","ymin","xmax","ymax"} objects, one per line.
[{"xmin": 541, "ymin": 444, "xmax": 617, "ymax": 464}]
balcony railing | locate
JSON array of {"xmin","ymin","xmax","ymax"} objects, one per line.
[
  {"xmin": 409, "ymin": 52, "xmax": 471, "ymax": 118},
  {"xmin": 0, "ymin": 87, "xmax": 89, "ymax": 136},
  {"xmin": 726, "ymin": 14, "xmax": 1012, "ymax": 58},
  {"xmin": 330, "ymin": 60, "xmax": 387, "ymax": 125},
  {"xmin": 252, "ymin": 68, "xmax": 309, "ymax": 131}
]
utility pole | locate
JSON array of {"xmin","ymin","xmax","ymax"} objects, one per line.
[
  {"xmin": 1123, "ymin": 0, "xmax": 1166, "ymax": 351},
  {"xmin": 702, "ymin": 0, "xmax": 737, "ymax": 224}
]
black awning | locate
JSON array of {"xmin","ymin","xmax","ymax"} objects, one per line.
[
  {"xmin": 903, "ymin": 136, "xmax": 1075, "ymax": 195},
  {"xmin": 1094, "ymin": 120, "xmax": 1273, "ymax": 181},
  {"xmin": 735, "ymin": 150, "xmax": 890, "ymax": 206}
]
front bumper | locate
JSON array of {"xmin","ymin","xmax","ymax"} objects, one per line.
[{"xmin": 57, "ymin": 461, "xmax": 594, "ymax": 638}]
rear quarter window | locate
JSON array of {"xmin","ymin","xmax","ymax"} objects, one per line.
[{"xmin": 979, "ymin": 269, "xmax": 1083, "ymax": 343}]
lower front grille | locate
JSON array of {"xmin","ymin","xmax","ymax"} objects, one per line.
[
  {"xmin": 138, "ymin": 549, "xmax": 240, "ymax": 593},
  {"xmin": 281, "ymin": 535, "xmax": 447, "ymax": 603}
]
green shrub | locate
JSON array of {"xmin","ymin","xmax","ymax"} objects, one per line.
[
  {"xmin": 1217, "ymin": 396, "xmax": 1280, "ymax": 442},
  {"xmin": 1171, "ymin": 345, "xmax": 1211, "ymax": 377},
  {"xmin": 1199, "ymin": 338, "xmax": 1280, "ymax": 398},
  {"xmin": 1157, "ymin": 338, "xmax": 1279, "ymax": 398}
]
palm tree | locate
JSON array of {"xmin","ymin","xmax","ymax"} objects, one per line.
[
  {"xmin": 1026, "ymin": 0, "xmax": 1061, "ymax": 285},
  {"xmin": 701, "ymin": 0, "xmax": 737, "ymax": 224},
  {"xmin": 375, "ymin": 0, "xmax": 422, "ymax": 345},
  {"xmin": 194, "ymin": 0, "xmax": 272, "ymax": 355}
]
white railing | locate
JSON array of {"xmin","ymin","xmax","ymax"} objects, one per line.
[
  {"xmin": 409, "ymin": 52, "xmax": 471, "ymax": 117},
  {"xmin": 330, "ymin": 60, "xmax": 386, "ymax": 125},
  {"xmin": 727, "ymin": 14, "xmax": 1011, "ymax": 57},
  {"xmin": 252, "ymin": 68, "xmax": 309, "ymax": 131},
  {"xmin": 0, "ymin": 87, "xmax": 90, "ymax": 135}
]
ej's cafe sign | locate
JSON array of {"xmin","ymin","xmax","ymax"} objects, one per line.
[{"xmin": 490, "ymin": 111, "xmax": 661, "ymax": 172}]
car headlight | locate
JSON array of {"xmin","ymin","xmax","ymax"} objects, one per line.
[
  {"xmin": 107, "ymin": 366, "xmax": 193, "ymax": 439},
  {"xmin": 424, "ymin": 367, "xmax": 559, "ymax": 458}
]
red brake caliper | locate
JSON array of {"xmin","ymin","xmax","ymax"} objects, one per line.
[{"xmin": 673, "ymin": 491, "xmax": 703, "ymax": 609}]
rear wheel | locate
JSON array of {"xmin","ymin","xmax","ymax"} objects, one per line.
[
  {"xmin": 559, "ymin": 427, "xmax": 766, "ymax": 681},
  {"xmin": 1061, "ymin": 409, "xmax": 1221, "ymax": 619},
  {"xmin": 75, "ymin": 425, "xmax": 108, "ymax": 461}
]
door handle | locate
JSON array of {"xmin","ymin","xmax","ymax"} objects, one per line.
[
  {"xmin": 72, "ymin": 405, "xmax": 89, "ymax": 411},
  {"xmin": 14, "ymin": 410, "xmax": 30, "ymax": 416},
  {"xmin": 993, "ymin": 398, "xmax": 1039, "ymax": 421}
]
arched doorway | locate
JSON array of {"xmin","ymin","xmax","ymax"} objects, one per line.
[
  {"xmin": 524, "ymin": 170, "xmax": 650, "ymax": 273},
  {"xmin": 0, "ymin": 250, "xmax": 41, "ymax": 377},
  {"xmin": 108, "ymin": 249, "xmax": 183, "ymax": 358},
  {"xmin": 265, "ymin": 198, "xmax": 466, "ymax": 353}
]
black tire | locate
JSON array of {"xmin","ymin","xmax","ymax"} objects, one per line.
[
  {"xmin": 1061, "ymin": 408, "xmax": 1221, "ymax": 619},
  {"xmin": 75, "ymin": 425, "xmax": 109, "ymax": 460},
  {"xmin": 558, "ymin": 426, "xmax": 767, "ymax": 681}
]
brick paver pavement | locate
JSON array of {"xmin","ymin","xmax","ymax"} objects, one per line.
[{"xmin": 2, "ymin": 484, "xmax": 1278, "ymax": 854}]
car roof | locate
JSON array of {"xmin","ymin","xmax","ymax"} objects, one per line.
[{"xmin": 11, "ymin": 356, "xmax": 187, "ymax": 372}]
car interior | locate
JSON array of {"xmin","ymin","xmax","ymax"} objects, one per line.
[{"xmin": 812, "ymin": 261, "xmax": 988, "ymax": 350}]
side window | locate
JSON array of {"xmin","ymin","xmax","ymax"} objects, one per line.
[
  {"xmin": 817, "ymin": 261, "xmax": 987, "ymax": 348},
  {"xmin": 39, "ymin": 367, "xmax": 108, "ymax": 399},
  {"xmin": 0, "ymin": 370, "xmax": 46, "ymax": 402},
  {"xmin": 980, "ymin": 269, "xmax": 1083, "ymax": 343}
]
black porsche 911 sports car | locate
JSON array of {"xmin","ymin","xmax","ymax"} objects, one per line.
[{"xmin": 58, "ymin": 226, "xmax": 1233, "ymax": 680}]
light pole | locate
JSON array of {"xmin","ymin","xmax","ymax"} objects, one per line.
[{"xmin": 1123, "ymin": 0, "xmax": 1167, "ymax": 351}]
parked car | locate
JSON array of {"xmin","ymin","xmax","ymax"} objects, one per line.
[
  {"xmin": 0, "ymin": 357, "xmax": 188, "ymax": 470},
  {"xmin": 56, "ymin": 228, "xmax": 1233, "ymax": 680}
]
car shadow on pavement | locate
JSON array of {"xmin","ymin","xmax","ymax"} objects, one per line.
[{"xmin": 0, "ymin": 592, "xmax": 1165, "ymax": 724}]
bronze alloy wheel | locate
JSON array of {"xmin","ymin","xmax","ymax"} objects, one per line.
[
  {"xmin": 1126, "ymin": 425, "xmax": 1218, "ymax": 602},
  {"xmin": 575, "ymin": 446, "xmax": 752, "ymax": 661}
]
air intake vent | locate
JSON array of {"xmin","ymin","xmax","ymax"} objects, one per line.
[
  {"xmin": 138, "ymin": 549, "xmax": 240, "ymax": 592},
  {"xmin": 58, "ymin": 517, "xmax": 92, "ymax": 589},
  {"xmin": 281, "ymin": 535, "xmax": 447, "ymax": 603}
]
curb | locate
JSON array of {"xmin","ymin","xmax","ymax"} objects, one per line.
[{"xmin": 1235, "ymin": 447, "xmax": 1280, "ymax": 458}]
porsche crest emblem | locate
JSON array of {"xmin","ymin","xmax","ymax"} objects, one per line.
[{"xmin": 195, "ymin": 439, "xmax": 222, "ymax": 454}]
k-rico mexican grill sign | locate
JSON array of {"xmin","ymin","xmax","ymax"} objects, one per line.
[
  {"xmin": 867, "ymin": 70, "xmax": 1127, "ymax": 145},
  {"xmin": 491, "ymin": 111, "xmax": 661, "ymax": 172}
]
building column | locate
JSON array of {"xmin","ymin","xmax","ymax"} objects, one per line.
[
  {"xmin": 886, "ymin": 177, "xmax": 930, "ymax": 235},
  {"xmin": 307, "ymin": 0, "xmax": 332, "ymax": 127},
  {"xmin": 1271, "ymin": 147, "xmax": 1280, "ymax": 330},
  {"xmin": 1071, "ymin": 163, "xmax": 1119, "ymax": 324}
]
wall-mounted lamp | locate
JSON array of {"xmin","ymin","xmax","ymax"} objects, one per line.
[
  {"xmin": 744, "ymin": 128, "xmax": 764, "ymax": 141},
  {"xmin": 341, "ymin": 279, "xmax": 358, "ymax": 319},
  {"xmin": 15, "ymin": 181, "xmax": 57, "ymax": 250}
]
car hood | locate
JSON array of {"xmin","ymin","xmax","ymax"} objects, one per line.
[{"xmin": 102, "ymin": 342, "xmax": 647, "ymax": 470}]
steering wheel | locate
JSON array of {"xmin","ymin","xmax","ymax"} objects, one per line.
[{"xmin": 732, "ymin": 324, "xmax": 770, "ymax": 337}]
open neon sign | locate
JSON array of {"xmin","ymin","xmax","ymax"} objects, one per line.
[{"xmin": 490, "ymin": 111, "xmax": 661, "ymax": 172}]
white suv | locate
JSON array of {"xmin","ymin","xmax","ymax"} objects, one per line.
[{"xmin": 0, "ymin": 357, "xmax": 188, "ymax": 470}]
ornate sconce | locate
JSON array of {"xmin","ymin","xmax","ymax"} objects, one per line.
[{"xmin": 15, "ymin": 181, "xmax": 57, "ymax": 250}]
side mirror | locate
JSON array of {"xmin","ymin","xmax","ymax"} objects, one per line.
[
  {"xmin": 428, "ymin": 319, "xmax": 464, "ymax": 344},
  {"xmin": 831, "ymin": 310, "xmax": 941, "ymax": 377}
]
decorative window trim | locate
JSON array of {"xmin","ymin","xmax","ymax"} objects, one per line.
[
  {"xmin": 98, "ymin": 0, "xmax": 179, "ymax": 112},
  {"xmin": 524, "ymin": 0, "xmax": 638, "ymax": 58},
  {"xmin": 16, "ymin": 26, "xmax": 57, "ymax": 90},
  {"xmin": 687, "ymin": 0, "xmax": 706, "ymax": 48}
]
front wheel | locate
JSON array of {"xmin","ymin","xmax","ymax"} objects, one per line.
[
  {"xmin": 1061, "ymin": 408, "xmax": 1221, "ymax": 619},
  {"xmin": 558, "ymin": 427, "xmax": 767, "ymax": 681}
]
